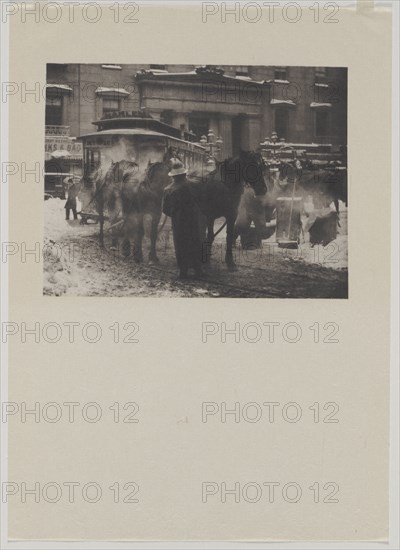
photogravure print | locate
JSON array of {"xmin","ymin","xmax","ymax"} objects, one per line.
[{"xmin": 43, "ymin": 63, "xmax": 348, "ymax": 298}]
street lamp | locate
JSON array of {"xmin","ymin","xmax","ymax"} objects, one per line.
[
  {"xmin": 199, "ymin": 129, "xmax": 223, "ymax": 160},
  {"xmin": 260, "ymin": 133, "xmax": 284, "ymax": 166}
]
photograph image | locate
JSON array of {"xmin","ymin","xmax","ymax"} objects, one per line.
[{"xmin": 43, "ymin": 63, "xmax": 348, "ymax": 298}]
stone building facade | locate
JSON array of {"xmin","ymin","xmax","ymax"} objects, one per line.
[{"xmin": 46, "ymin": 63, "xmax": 347, "ymax": 159}]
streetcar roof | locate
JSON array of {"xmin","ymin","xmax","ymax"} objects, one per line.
[
  {"xmin": 78, "ymin": 129, "xmax": 206, "ymax": 149},
  {"xmin": 45, "ymin": 172, "xmax": 75, "ymax": 176}
]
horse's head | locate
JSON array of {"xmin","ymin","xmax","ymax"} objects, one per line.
[
  {"xmin": 90, "ymin": 164, "xmax": 109, "ymax": 191},
  {"xmin": 145, "ymin": 159, "xmax": 170, "ymax": 190},
  {"xmin": 110, "ymin": 159, "xmax": 140, "ymax": 185},
  {"xmin": 164, "ymin": 147, "xmax": 177, "ymax": 165},
  {"xmin": 102, "ymin": 161, "xmax": 117, "ymax": 185},
  {"xmin": 239, "ymin": 149, "xmax": 268, "ymax": 196}
]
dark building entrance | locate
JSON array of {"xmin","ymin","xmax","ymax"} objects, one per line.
[
  {"xmin": 232, "ymin": 115, "xmax": 244, "ymax": 156},
  {"xmin": 188, "ymin": 113, "xmax": 210, "ymax": 141},
  {"xmin": 275, "ymin": 108, "xmax": 289, "ymax": 140}
]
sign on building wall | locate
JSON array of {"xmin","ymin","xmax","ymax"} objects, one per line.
[{"xmin": 44, "ymin": 136, "xmax": 83, "ymax": 158}]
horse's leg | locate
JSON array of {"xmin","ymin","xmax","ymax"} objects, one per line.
[
  {"xmin": 234, "ymin": 192, "xmax": 249, "ymax": 243},
  {"xmin": 149, "ymin": 210, "xmax": 161, "ymax": 264},
  {"xmin": 98, "ymin": 196, "xmax": 105, "ymax": 248},
  {"xmin": 203, "ymin": 218, "xmax": 214, "ymax": 263},
  {"xmin": 333, "ymin": 197, "xmax": 340, "ymax": 215},
  {"xmin": 108, "ymin": 198, "xmax": 120, "ymax": 250},
  {"xmin": 137, "ymin": 217, "xmax": 144, "ymax": 262},
  {"xmin": 121, "ymin": 227, "xmax": 131, "ymax": 257},
  {"xmin": 121, "ymin": 222, "xmax": 131, "ymax": 257},
  {"xmin": 132, "ymin": 214, "xmax": 144, "ymax": 263},
  {"xmin": 225, "ymin": 215, "xmax": 237, "ymax": 271},
  {"xmin": 120, "ymin": 211, "xmax": 131, "ymax": 258},
  {"xmin": 197, "ymin": 212, "xmax": 207, "ymax": 263}
]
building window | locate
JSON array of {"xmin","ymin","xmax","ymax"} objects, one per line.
[
  {"xmin": 315, "ymin": 110, "xmax": 329, "ymax": 138},
  {"xmin": 315, "ymin": 67, "xmax": 328, "ymax": 80},
  {"xmin": 235, "ymin": 65, "xmax": 249, "ymax": 77},
  {"xmin": 275, "ymin": 108, "xmax": 289, "ymax": 140},
  {"xmin": 188, "ymin": 115, "xmax": 209, "ymax": 141},
  {"xmin": 274, "ymin": 66, "xmax": 288, "ymax": 81},
  {"xmin": 45, "ymin": 96, "xmax": 63, "ymax": 125},
  {"xmin": 103, "ymin": 98, "xmax": 120, "ymax": 116},
  {"xmin": 150, "ymin": 64, "xmax": 166, "ymax": 70}
]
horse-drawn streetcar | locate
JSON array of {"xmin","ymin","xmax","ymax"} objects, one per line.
[
  {"xmin": 76, "ymin": 111, "xmax": 270, "ymax": 269},
  {"xmin": 77, "ymin": 111, "xmax": 217, "ymax": 263},
  {"xmin": 76, "ymin": 112, "xmax": 347, "ymax": 268},
  {"xmin": 78, "ymin": 111, "xmax": 207, "ymax": 179}
]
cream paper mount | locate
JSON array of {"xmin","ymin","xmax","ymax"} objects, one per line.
[{"xmin": 5, "ymin": 0, "xmax": 392, "ymax": 542}]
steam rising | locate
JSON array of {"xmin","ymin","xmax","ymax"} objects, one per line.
[{"xmin": 92, "ymin": 137, "xmax": 167, "ymax": 185}]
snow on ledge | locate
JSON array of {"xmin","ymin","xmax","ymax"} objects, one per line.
[
  {"xmin": 46, "ymin": 84, "xmax": 72, "ymax": 92},
  {"xmin": 310, "ymin": 102, "xmax": 333, "ymax": 108},
  {"xmin": 265, "ymin": 79, "xmax": 291, "ymax": 84},
  {"xmin": 101, "ymin": 64, "xmax": 122, "ymax": 70},
  {"xmin": 95, "ymin": 87, "xmax": 130, "ymax": 96},
  {"xmin": 270, "ymin": 99, "xmax": 296, "ymax": 106}
]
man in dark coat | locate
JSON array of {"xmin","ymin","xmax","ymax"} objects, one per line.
[
  {"xmin": 162, "ymin": 159, "xmax": 204, "ymax": 279},
  {"xmin": 64, "ymin": 178, "xmax": 78, "ymax": 220}
]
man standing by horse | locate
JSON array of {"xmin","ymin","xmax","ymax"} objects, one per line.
[{"xmin": 162, "ymin": 159, "xmax": 204, "ymax": 280}]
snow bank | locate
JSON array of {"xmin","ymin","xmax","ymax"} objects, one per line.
[
  {"xmin": 44, "ymin": 197, "xmax": 82, "ymax": 240},
  {"xmin": 43, "ymin": 198, "xmax": 79, "ymax": 296},
  {"xmin": 292, "ymin": 234, "xmax": 348, "ymax": 270},
  {"xmin": 43, "ymin": 242, "xmax": 75, "ymax": 296}
]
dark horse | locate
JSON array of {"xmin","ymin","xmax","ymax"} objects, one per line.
[
  {"xmin": 188, "ymin": 150, "xmax": 268, "ymax": 270},
  {"xmin": 92, "ymin": 150, "xmax": 267, "ymax": 270}
]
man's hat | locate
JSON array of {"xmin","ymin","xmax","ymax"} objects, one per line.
[{"xmin": 168, "ymin": 158, "xmax": 187, "ymax": 177}]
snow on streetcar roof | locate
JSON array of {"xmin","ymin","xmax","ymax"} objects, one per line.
[
  {"xmin": 77, "ymin": 128, "xmax": 206, "ymax": 148},
  {"xmin": 79, "ymin": 128, "xmax": 170, "ymax": 138}
]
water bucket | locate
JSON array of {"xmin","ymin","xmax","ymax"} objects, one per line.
[{"xmin": 276, "ymin": 197, "xmax": 302, "ymax": 248}]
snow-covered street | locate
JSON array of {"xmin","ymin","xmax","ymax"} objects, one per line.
[{"xmin": 43, "ymin": 198, "xmax": 348, "ymax": 298}]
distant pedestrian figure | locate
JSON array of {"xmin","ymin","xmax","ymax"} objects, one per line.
[
  {"xmin": 162, "ymin": 159, "xmax": 204, "ymax": 279},
  {"xmin": 64, "ymin": 178, "xmax": 78, "ymax": 220}
]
